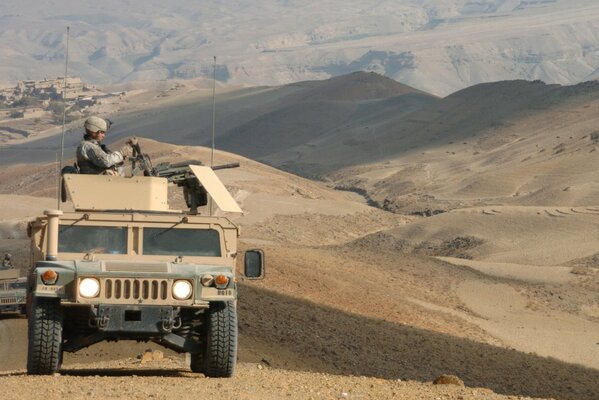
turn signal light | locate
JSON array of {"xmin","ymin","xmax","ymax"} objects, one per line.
[
  {"xmin": 41, "ymin": 269, "xmax": 58, "ymax": 285},
  {"xmin": 215, "ymin": 274, "xmax": 229, "ymax": 288}
]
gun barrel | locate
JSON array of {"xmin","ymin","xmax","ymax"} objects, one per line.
[
  {"xmin": 152, "ymin": 161, "xmax": 240, "ymax": 182},
  {"xmin": 170, "ymin": 160, "xmax": 203, "ymax": 169},
  {"xmin": 212, "ymin": 162, "xmax": 240, "ymax": 170}
]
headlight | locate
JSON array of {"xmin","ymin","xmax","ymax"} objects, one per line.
[
  {"xmin": 79, "ymin": 278, "xmax": 100, "ymax": 298},
  {"xmin": 172, "ymin": 280, "xmax": 192, "ymax": 300}
]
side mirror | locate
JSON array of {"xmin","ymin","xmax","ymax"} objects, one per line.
[{"xmin": 244, "ymin": 249, "xmax": 265, "ymax": 279}]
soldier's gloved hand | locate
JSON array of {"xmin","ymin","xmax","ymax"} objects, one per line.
[
  {"xmin": 127, "ymin": 136, "xmax": 139, "ymax": 146},
  {"xmin": 119, "ymin": 145, "xmax": 133, "ymax": 159}
]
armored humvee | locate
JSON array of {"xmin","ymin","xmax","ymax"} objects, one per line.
[{"xmin": 26, "ymin": 162, "xmax": 264, "ymax": 376}]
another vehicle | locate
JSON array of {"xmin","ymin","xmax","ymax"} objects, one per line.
[
  {"xmin": 26, "ymin": 162, "xmax": 264, "ymax": 376},
  {"xmin": 0, "ymin": 269, "xmax": 26, "ymax": 314}
]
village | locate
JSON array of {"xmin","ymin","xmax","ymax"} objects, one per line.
[{"xmin": 0, "ymin": 77, "xmax": 124, "ymax": 144}]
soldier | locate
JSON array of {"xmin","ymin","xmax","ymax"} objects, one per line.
[
  {"xmin": 76, "ymin": 116, "xmax": 136, "ymax": 175},
  {"xmin": 1, "ymin": 253, "xmax": 12, "ymax": 269}
]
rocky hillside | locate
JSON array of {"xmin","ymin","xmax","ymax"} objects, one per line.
[{"xmin": 3, "ymin": 0, "xmax": 599, "ymax": 95}]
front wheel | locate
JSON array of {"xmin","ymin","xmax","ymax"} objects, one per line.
[
  {"xmin": 27, "ymin": 297, "xmax": 63, "ymax": 375},
  {"xmin": 197, "ymin": 301, "xmax": 237, "ymax": 377}
]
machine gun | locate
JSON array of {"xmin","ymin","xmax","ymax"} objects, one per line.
[
  {"xmin": 130, "ymin": 141, "xmax": 155, "ymax": 177},
  {"xmin": 128, "ymin": 144, "xmax": 239, "ymax": 213},
  {"xmin": 154, "ymin": 161, "xmax": 240, "ymax": 213}
]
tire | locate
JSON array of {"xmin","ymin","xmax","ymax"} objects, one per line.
[
  {"xmin": 201, "ymin": 301, "xmax": 237, "ymax": 377},
  {"xmin": 27, "ymin": 297, "xmax": 63, "ymax": 375}
]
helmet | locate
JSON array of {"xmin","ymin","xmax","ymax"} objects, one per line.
[{"xmin": 84, "ymin": 116, "xmax": 108, "ymax": 133}]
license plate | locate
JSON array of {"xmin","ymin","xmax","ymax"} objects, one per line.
[{"xmin": 37, "ymin": 285, "xmax": 65, "ymax": 294}]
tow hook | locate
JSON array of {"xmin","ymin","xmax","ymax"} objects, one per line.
[
  {"xmin": 160, "ymin": 309, "xmax": 179, "ymax": 332},
  {"xmin": 89, "ymin": 308, "xmax": 110, "ymax": 328}
]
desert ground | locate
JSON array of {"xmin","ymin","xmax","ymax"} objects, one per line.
[{"xmin": 0, "ymin": 75, "xmax": 598, "ymax": 399}]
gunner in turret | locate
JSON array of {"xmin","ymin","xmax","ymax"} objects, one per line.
[
  {"xmin": 1, "ymin": 253, "xmax": 12, "ymax": 270},
  {"xmin": 76, "ymin": 116, "xmax": 137, "ymax": 175}
]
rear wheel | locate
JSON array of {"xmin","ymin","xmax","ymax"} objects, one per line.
[
  {"xmin": 27, "ymin": 297, "xmax": 63, "ymax": 375},
  {"xmin": 195, "ymin": 301, "xmax": 237, "ymax": 377}
]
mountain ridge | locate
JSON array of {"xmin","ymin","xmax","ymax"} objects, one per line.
[{"xmin": 3, "ymin": 0, "xmax": 599, "ymax": 95}]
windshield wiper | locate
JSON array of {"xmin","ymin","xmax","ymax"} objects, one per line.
[{"xmin": 155, "ymin": 217, "xmax": 189, "ymax": 236}]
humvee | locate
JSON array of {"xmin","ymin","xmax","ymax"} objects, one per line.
[
  {"xmin": 26, "ymin": 163, "xmax": 264, "ymax": 376},
  {"xmin": 0, "ymin": 269, "xmax": 26, "ymax": 314}
]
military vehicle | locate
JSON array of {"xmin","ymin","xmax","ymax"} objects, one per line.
[
  {"xmin": 0, "ymin": 269, "xmax": 27, "ymax": 314},
  {"xmin": 26, "ymin": 159, "xmax": 264, "ymax": 376}
]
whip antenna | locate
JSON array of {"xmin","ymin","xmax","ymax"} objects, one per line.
[
  {"xmin": 209, "ymin": 55, "xmax": 216, "ymax": 215},
  {"xmin": 58, "ymin": 26, "xmax": 70, "ymax": 209},
  {"xmin": 211, "ymin": 55, "xmax": 216, "ymax": 168}
]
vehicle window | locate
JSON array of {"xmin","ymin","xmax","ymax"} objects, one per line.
[
  {"xmin": 143, "ymin": 228, "xmax": 221, "ymax": 256},
  {"xmin": 58, "ymin": 226, "xmax": 127, "ymax": 254},
  {"xmin": 10, "ymin": 282, "xmax": 26, "ymax": 290}
]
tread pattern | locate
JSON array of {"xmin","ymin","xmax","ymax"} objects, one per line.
[
  {"xmin": 203, "ymin": 301, "xmax": 237, "ymax": 377},
  {"xmin": 27, "ymin": 298, "xmax": 63, "ymax": 375}
]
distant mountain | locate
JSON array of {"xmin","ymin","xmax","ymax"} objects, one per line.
[
  {"xmin": 285, "ymin": 72, "xmax": 430, "ymax": 102},
  {"xmin": 318, "ymin": 79, "xmax": 599, "ymax": 213},
  {"xmin": 4, "ymin": 72, "xmax": 599, "ymax": 215},
  {"xmin": 216, "ymin": 72, "xmax": 438, "ymax": 159},
  {"xmin": 3, "ymin": 0, "xmax": 599, "ymax": 95},
  {"xmin": 0, "ymin": 72, "xmax": 438, "ymax": 167}
]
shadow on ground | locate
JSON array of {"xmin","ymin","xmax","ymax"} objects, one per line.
[
  {"xmin": 0, "ymin": 314, "xmax": 25, "ymax": 321},
  {"xmin": 238, "ymin": 284, "xmax": 599, "ymax": 400},
  {"xmin": 59, "ymin": 368, "xmax": 190, "ymax": 378}
]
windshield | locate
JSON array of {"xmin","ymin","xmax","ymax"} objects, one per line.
[
  {"xmin": 59, "ymin": 225, "xmax": 127, "ymax": 254},
  {"xmin": 143, "ymin": 228, "xmax": 221, "ymax": 256},
  {"xmin": 1, "ymin": 280, "xmax": 27, "ymax": 291},
  {"xmin": 9, "ymin": 281, "xmax": 26, "ymax": 290}
]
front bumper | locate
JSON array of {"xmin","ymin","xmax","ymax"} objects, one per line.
[
  {"xmin": 92, "ymin": 304, "xmax": 177, "ymax": 335},
  {"xmin": 63, "ymin": 304, "xmax": 202, "ymax": 354}
]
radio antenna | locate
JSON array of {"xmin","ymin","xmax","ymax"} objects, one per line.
[
  {"xmin": 211, "ymin": 55, "xmax": 216, "ymax": 168},
  {"xmin": 58, "ymin": 26, "xmax": 70, "ymax": 209},
  {"xmin": 209, "ymin": 55, "xmax": 216, "ymax": 216}
]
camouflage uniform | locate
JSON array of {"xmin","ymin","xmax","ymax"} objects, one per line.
[{"xmin": 77, "ymin": 136, "xmax": 125, "ymax": 175}]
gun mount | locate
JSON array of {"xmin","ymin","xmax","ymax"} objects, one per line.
[
  {"xmin": 63, "ymin": 141, "xmax": 240, "ymax": 214},
  {"xmin": 151, "ymin": 160, "xmax": 240, "ymax": 214},
  {"xmin": 128, "ymin": 142, "xmax": 240, "ymax": 213}
]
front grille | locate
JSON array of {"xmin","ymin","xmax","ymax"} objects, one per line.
[
  {"xmin": 0, "ymin": 297, "xmax": 24, "ymax": 304},
  {"xmin": 103, "ymin": 278, "xmax": 169, "ymax": 301},
  {"xmin": 76, "ymin": 277, "xmax": 195, "ymax": 305}
]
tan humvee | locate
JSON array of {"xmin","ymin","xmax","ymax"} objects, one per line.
[
  {"xmin": 26, "ymin": 164, "xmax": 264, "ymax": 376},
  {"xmin": 0, "ymin": 269, "xmax": 27, "ymax": 314}
]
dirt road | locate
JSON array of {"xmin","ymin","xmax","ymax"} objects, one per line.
[
  {"xmin": 0, "ymin": 314, "xmax": 546, "ymax": 400},
  {"xmin": 2, "ymin": 281, "xmax": 598, "ymax": 400}
]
